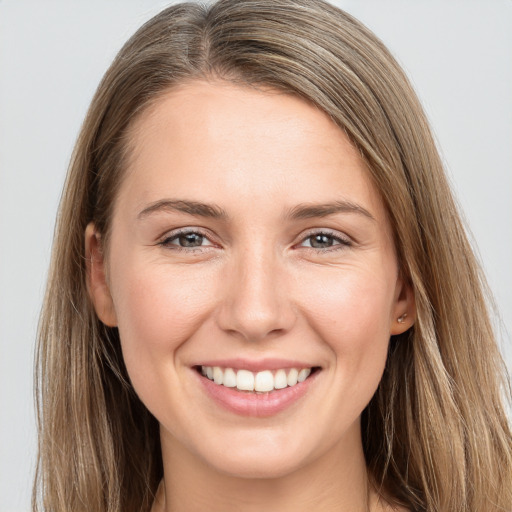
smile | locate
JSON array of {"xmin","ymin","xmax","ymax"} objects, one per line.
[
  {"xmin": 195, "ymin": 361, "xmax": 321, "ymax": 416},
  {"xmin": 200, "ymin": 366, "xmax": 313, "ymax": 393}
]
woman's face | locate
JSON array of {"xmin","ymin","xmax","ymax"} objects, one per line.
[{"xmin": 87, "ymin": 80, "xmax": 413, "ymax": 479}]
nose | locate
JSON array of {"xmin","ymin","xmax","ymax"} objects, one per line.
[{"xmin": 216, "ymin": 246, "xmax": 296, "ymax": 342}]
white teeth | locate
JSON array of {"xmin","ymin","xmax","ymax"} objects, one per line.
[
  {"xmin": 213, "ymin": 366, "xmax": 223, "ymax": 385},
  {"xmin": 254, "ymin": 370, "xmax": 274, "ymax": 392},
  {"xmin": 223, "ymin": 368, "xmax": 237, "ymax": 388},
  {"xmin": 200, "ymin": 365, "xmax": 314, "ymax": 392},
  {"xmin": 236, "ymin": 369, "xmax": 254, "ymax": 391},
  {"xmin": 297, "ymin": 368, "xmax": 311, "ymax": 382},
  {"xmin": 274, "ymin": 369, "xmax": 288, "ymax": 389},
  {"xmin": 287, "ymin": 368, "xmax": 298, "ymax": 386}
]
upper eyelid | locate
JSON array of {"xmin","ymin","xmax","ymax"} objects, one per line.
[
  {"xmin": 160, "ymin": 226, "xmax": 212, "ymax": 239},
  {"xmin": 298, "ymin": 228, "xmax": 352, "ymax": 242}
]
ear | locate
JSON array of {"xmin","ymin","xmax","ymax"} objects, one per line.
[
  {"xmin": 85, "ymin": 222, "xmax": 117, "ymax": 327},
  {"xmin": 390, "ymin": 273, "xmax": 415, "ymax": 335}
]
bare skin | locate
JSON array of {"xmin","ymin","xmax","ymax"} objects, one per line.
[{"xmin": 86, "ymin": 80, "xmax": 414, "ymax": 512}]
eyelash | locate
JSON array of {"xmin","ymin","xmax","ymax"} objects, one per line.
[
  {"xmin": 298, "ymin": 230, "xmax": 352, "ymax": 252},
  {"xmin": 158, "ymin": 228, "xmax": 352, "ymax": 253},
  {"xmin": 159, "ymin": 228, "xmax": 214, "ymax": 252}
]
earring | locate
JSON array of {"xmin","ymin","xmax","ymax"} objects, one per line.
[{"xmin": 397, "ymin": 313, "xmax": 408, "ymax": 324}]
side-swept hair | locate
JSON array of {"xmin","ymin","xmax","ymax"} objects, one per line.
[{"xmin": 34, "ymin": 1, "xmax": 512, "ymax": 511}]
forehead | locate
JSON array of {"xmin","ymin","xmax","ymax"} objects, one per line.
[{"xmin": 119, "ymin": 80, "xmax": 388, "ymax": 224}]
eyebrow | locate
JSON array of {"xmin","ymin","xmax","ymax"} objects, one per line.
[
  {"xmin": 286, "ymin": 200, "xmax": 375, "ymax": 221},
  {"xmin": 137, "ymin": 199, "xmax": 227, "ymax": 220},
  {"xmin": 137, "ymin": 198, "xmax": 375, "ymax": 222}
]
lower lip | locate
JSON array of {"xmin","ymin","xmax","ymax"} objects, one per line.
[{"xmin": 196, "ymin": 370, "xmax": 319, "ymax": 417}]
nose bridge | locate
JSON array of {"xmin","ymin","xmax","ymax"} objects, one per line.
[{"xmin": 217, "ymin": 241, "xmax": 295, "ymax": 341}]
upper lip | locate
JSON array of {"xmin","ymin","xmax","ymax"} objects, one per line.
[{"xmin": 194, "ymin": 358, "xmax": 319, "ymax": 372}]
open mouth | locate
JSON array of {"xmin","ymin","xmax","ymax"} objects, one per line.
[{"xmin": 195, "ymin": 365, "xmax": 320, "ymax": 393}]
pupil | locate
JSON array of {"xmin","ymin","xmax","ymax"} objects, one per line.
[
  {"xmin": 311, "ymin": 234, "xmax": 333, "ymax": 248},
  {"xmin": 179, "ymin": 233, "xmax": 203, "ymax": 247}
]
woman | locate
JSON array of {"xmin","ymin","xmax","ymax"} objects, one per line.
[{"xmin": 34, "ymin": 1, "xmax": 512, "ymax": 511}]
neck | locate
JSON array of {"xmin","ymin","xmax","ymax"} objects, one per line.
[{"xmin": 154, "ymin": 425, "xmax": 385, "ymax": 512}]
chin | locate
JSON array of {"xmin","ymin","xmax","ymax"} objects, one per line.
[
  {"xmin": 208, "ymin": 452, "xmax": 305, "ymax": 480},
  {"xmin": 192, "ymin": 430, "xmax": 318, "ymax": 480}
]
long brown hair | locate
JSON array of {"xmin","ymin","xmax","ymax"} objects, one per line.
[{"xmin": 34, "ymin": 1, "xmax": 512, "ymax": 511}]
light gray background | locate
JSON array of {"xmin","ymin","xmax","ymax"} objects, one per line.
[{"xmin": 1, "ymin": 1, "xmax": 511, "ymax": 510}]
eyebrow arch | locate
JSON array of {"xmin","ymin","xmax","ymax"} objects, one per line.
[
  {"xmin": 287, "ymin": 200, "xmax": 375, "ymax": 221},
  {"xmin": 137, "ymin": 199, "xmax": 227, "ymax": 220}
]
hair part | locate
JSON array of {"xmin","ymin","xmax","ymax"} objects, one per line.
[{"xmin": 34, "ymin": 1, "xmax": 512, "ymax": 511}]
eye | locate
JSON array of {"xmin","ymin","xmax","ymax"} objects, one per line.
[
  {"xmin": 160, "ymin": 229, "xmax": 214, "ymax": 249},
  {"xmin": 300, "ymin": 231, "xmax": 351, "ymax": 250}
]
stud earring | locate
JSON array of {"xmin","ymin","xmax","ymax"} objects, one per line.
[{"xmin": 397, "ymin": 313, "xmax": 408, "ymax": 324}]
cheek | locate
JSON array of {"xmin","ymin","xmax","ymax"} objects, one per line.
[
  {"xmin": 302, "ymin": 263, "xmax": 394, "ymax": 325},
  {"xmin": 295, "ymin": 263, "xmax": 394, "ymax": 370},
  {"xmin": 109, "ymin": 257, "xmax": 218, "ymax": 380}
]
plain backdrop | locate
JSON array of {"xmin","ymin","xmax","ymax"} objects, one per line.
[{"xmin": 1, "ymin": 1, "xmax": 511, "ymax": 510}]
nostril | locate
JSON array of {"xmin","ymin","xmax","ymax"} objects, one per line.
[{"xmin": 214, "ymin": 271, "xmax": 297, "ymax": 342}]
